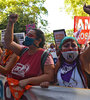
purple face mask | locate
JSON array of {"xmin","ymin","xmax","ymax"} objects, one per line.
[{"xmin": 50, "ymin": 46, "xmax": 54, "ymax": 48}]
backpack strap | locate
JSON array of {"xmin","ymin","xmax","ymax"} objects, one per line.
[
  {"xmin": 19, "ymin": 48, "xmax": 29, "ymax": 57},
  {"xmin": 20, "ymin": 48, "xmax": 49, "ymax": 73},
  {"xmin": 41, "ymin": 50, "xmax": 50, "ymax": 73}
]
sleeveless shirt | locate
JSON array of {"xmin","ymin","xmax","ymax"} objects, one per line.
[{"xmin": 8, "ymin": 49, "xmax": 44, "ymax": 80}]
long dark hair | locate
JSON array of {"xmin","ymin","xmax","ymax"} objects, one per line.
[{"xmin": 32, "ymin": 29, "xmax": 45, "ymax": 48}]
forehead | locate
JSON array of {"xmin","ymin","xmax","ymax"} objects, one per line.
[
  {"xmin": 28, "ymin": 29, "xmax": 36, "ymax": 35},
  {"xmin": 62, "ymin": 39, "xmax": 77, "ymax": 45}
]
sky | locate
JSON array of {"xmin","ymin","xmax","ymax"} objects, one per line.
[{"xmin": 44, "ymin": 0, "xmax": 74, "ymax": 32}]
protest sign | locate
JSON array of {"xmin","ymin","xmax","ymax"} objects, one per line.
[
  {"xmin": 74, "ymin": 16, "xmax": 90, "ymax": 44},
  {"xmin": 53, "ymin": 29, "xmax": 66, "ymax": 49},
  {"xmin": 1, "ymin": 30, "xmax": 25, "ymax": 45}
]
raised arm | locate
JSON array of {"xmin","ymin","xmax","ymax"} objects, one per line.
[
  {"xmin": 80, "ymin": 46, "xmax": 90, "ymax": 73},
  {"xmin": 83, "ymin": 4, "xmax": 90, "ymax": 15},
  {"xmin": 4, "ymin": 14, "xmax": 22, "ymax": 56}
]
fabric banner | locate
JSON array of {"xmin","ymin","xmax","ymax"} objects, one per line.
[
  {"xmin": 0, "ymin": 75, "xmax": 90, "ymax": 100},
  {"xmin": 74, "ymin": 16, "xmax": 90, "ymax": 44}
]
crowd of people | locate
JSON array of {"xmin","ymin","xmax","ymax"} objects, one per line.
[{"xmin": 0, "ymin": 3, "xmax": 90, "ymax": 100}]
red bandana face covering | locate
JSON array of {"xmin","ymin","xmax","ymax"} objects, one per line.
[{"xmin": 7, "ymin": 77, "xmax": 32, "ymax": 100}]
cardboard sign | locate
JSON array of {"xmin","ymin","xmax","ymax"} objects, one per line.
[
  {"xmin": 14, "ymin": 33, "xmax": 25, "ymax": 45},
  {"xmin": 74, "ymin": 16, "xmax": 90, "ymax": 44},
  {"xmin": 1, "ymin": 30, "xmax": 25, "ymax": 45},
  {"xmin": 53, "ymin": 29, "xmax": 66, "ymax": 49}
]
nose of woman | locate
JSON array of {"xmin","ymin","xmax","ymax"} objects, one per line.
[{"xmin": 68, "ymin": 45, "xmax": 73, "ymax": 50}]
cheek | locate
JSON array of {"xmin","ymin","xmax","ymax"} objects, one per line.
[
  {"xmin": 61, "ymin": 47, "xmax": 68, "ymax": 51},
  {"xmin": 62, "ymin": 47, "xmax": 66, "ymax": 49},
  {"xmin": 61, "ymin": 47, "xmax": 79, "ymax": 52},
  {"xmin": 74, "ymin": 47, "xmax": 78, "ymax": 50}
]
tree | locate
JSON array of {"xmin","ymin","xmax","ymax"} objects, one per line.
[
  {"xmin": 0, "ymin": 0, "xmax": 48, "ymax": 33},
  {"xmin": 66, "ymin": 29, "xmax": 74, "ymax": 37},
  {"xmin": 63, "ymin": 0, "xmax": 90, "ymax": 37},
  {"xmin": 64, "ymin": 0, "xmax": 89, "ymax": 17},
  {"xmin": 45, "ymin": 32, "xmax": 55, "ymax": 43}
]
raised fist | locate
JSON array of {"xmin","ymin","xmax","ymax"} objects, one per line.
[
  {"xmin": 9, "ymin": 14, "xmax": 18, "ymax": 23},
  {"xmin": 83, "ymin": 4, "xmax": 90, "ymax": 15}
]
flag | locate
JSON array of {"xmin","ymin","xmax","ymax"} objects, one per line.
[{"xmin": 74, "ymin": 26, "xmax": 82, "ymax": 40}]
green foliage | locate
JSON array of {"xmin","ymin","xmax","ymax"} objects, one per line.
[
  {"xmin": 66, "ymin": 29, "xmax": 74, "ymax": 37},
  {"xmin": 64, "ymin": 0, "xmax": 90, "ymax": 37},
  {"xmin": 64, "ymin": 0, "xmax": 90, "ymax": 17},
  {"xmin": 0, "ymin": 30, "xmax": 1, "ymax": 40},
  {"xmin": 44, "ymin": 30, "xmax": 74, "ymax": 43},
  {"xmin": 45, "ymin": 32, "xmax": 55, "ymax": 43},
  {"xmin": 0, "ymin": 0, "xmax": 48, "ymax": 33}
]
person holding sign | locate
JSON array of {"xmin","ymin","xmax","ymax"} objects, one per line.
[{"xmin": 41, "ymin": 36, "xmax": 90, "ymax": 88}]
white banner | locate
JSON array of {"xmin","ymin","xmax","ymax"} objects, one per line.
[{"xmin": 0, "ymin": 75, "xmax": 90, "ymax": 100}]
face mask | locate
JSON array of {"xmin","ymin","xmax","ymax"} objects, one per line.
[
  {"xmin": 61, "ymin": 51, "xmax": 78, "ymax": 62},
  {"xmin": 51, "ymin": 46, "xmax": 54, "ymax": 48},
  {"xmin": 23, "ymin": 36, "xmax": 35, "ymax": 46}
]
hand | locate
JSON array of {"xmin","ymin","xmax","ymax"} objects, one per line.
[
  {"xmin": 9, "ymin": 13, "xmax": 18, "ymax": 23},
  {"xmin": 83, "ymin": 4, "xmax": 90, "ymax": 14},
  {"xmin": 19, "ymin": 79, "xmax": 28, "ymax": 88},
  {"xmin": 40, "ymin": 82, "xmax": 49, "ymax": 88}
]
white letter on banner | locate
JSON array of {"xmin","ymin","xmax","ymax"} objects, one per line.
[
  {"xmin": 80, "ymin": 33, "xmax": 84, "ymax": 39},
  {"xmin": 85, "ymin": 19, "xmax": 89, "ymax": 30},
  {"xmin": 78, "ymin": 19, "xmax": 84, "ymax": 30},
  {"xmin": 85, "ymin": 33, "xmax": 88, "ymax": 39}
]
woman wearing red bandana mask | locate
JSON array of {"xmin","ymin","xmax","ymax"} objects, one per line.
[{"xmin": 40, "ymin": 36, "xmax": 90, "ymax": 89}]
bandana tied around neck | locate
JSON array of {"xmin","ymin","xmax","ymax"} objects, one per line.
[
  {"xmin": 7, "ymin": 77, "xmax": 32, "ymax": 100},
  {"xmin": 61, "ymin": 61, "xmax": 76, "ymax": 82}
]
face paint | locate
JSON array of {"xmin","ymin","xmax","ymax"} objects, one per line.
[
  {"xmin": 23, "ymin": 36, "xmax": 35, "ymax": 46},
  {"xmin": 61, "ymin": 51, "xmax": 78, "ymax": 62}
]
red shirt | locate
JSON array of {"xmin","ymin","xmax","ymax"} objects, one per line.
[{"xmin": 8, "ymin": 48, "xmax": 44, "ymax": 80}]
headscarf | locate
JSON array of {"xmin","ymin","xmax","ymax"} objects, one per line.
[{"xmin": 59, "ymin": 36, "xmax": 80, "ymax": 49}]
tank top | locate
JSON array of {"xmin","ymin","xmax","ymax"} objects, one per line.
[{"xmin": 8, "ymin": 48, "xmax": 44, "ymax": 80}]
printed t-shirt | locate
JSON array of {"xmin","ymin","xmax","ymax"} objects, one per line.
[{"xmin": 8, "ymin": 49, "xmax": 44, "ymax": 80}]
